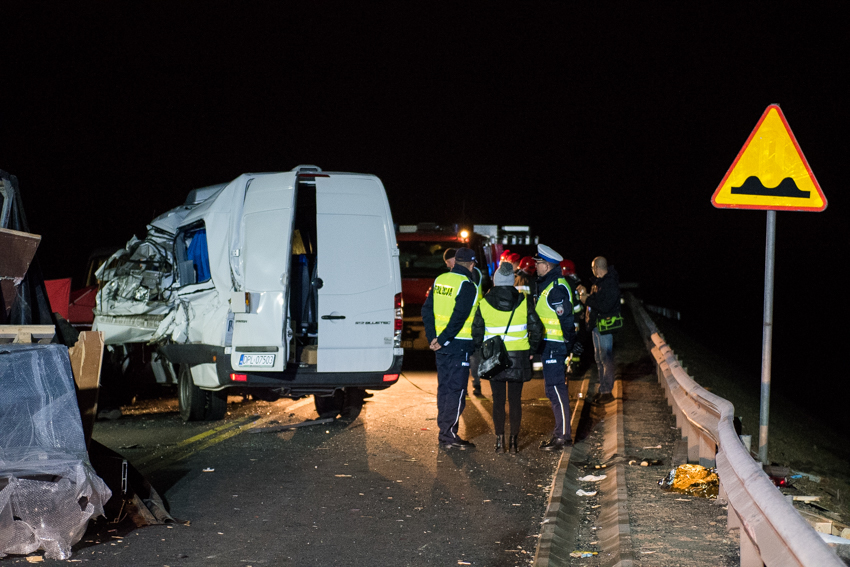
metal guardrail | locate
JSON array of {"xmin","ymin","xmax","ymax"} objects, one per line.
[{"xmin": 627, "ymin": 293, "xmax": 843, "ymax": 567}]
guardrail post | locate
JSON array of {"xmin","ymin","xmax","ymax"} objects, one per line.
[
  {"xmin": 687, "ymin": 427, "xmax": 700, "ymax": 463},
  {"xmin": 740, "ymin": 524, "xmax": 764, "ymax": 567},
  {"xmin": 698, "ymin": 429, "xmax": 717, "ymax": 468}
]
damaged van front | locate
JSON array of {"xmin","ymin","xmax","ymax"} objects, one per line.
[{"xmin": 93, "ymin": 166, "xmax": 403, "ymax": 421}]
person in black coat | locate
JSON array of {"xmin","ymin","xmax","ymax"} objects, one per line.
[{"xmin": 472, "ymin": 262, "xmax": 544, "ymax": 453}]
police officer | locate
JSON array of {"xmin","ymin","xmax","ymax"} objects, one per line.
[
  {"xmin": 422, "ymin": 247, "xmax": 480, "ymax": 450},
  {"xmin": 534, "ymin": 244, "xmax": 577, "ymax": 451}
]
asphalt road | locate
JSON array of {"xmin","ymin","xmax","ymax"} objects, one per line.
[{"xmin": 8, "ymin": 357, "xmax": 583, "ymax": 566}]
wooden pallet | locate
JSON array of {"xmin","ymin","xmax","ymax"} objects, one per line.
[{"xmin": 0, "ymin": 324, "xmax": 56, "ymax": 344}]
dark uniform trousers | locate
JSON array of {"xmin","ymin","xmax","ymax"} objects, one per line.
[
  {"xmin": 435, "ymin": 350, "xmax": 470, "ymax": 443},
  {"xmin": 542, "ymin": 342, "xmax": 571, "ymax": 441}
]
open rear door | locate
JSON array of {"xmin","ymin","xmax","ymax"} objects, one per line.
[
  {"xmin": 229, "ymin": 173, "xmax": 296, "ymax": 373},
  {"xmin": 315, "ymin": 175, "xmax": 396, "ymax": 372}
]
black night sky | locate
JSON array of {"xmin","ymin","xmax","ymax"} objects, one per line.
[{"xmin": 3, "ymin": 4, "xmax": 848, "ymax": 424}]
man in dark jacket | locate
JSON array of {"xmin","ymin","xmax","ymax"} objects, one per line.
[
  {"xmin": 422, "ymin": 247, "xmax": 480, "ymax": 450},
  {"xmin": 472, "ymin": 262, "xmax": 543, "ymax": 453},
  {"xmin": 578, "ymin": 256, "xmax": 620, "ymax": 404}
]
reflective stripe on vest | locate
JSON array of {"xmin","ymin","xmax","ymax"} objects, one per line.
[
  {"xmin": 433, "ymin": 272, "xmax": 478, "ymax": 340},
  {"xmin": 479, "ymin": 298, "xmax": 530, "ymax": 351},
  {"xmin": 535, "ymin": 277, "xmax": 572, "ymax": 342}
]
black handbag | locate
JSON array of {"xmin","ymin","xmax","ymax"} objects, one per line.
[{"xmin": 477, "ymin": 301, "xmax": 518, "ymax": 379}]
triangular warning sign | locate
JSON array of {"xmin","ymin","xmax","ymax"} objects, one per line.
[{"xmin": 712, "ymin": 105, "xmax": 827, "ymax": 211}]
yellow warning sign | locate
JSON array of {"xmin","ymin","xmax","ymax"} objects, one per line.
[{"xmin": 712, "ymin": 105, "xmax": 826, "ymax": 211}]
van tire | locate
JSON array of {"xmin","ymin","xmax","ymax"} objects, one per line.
[
  {"xmin": 314, "ymin": 390, "xmax": 345, "ymax": 419},
  {"xmin": 205, "ymin": 390, "xmax": 227, "ymax": 421},
  {"xmin": 339, "ymin": 388, "xmax": 366, "ymax": 420},
  {"xmin": 178, "ymin": 364, "xmax": 206, "ymax": 422}
]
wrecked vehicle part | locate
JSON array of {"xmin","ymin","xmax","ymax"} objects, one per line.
[
  {"xmin": 0, "ymin": 170, "xmax": 55, "ymax": 327},
  {"xmin": 0, "ymin": 344, "xmax": 111, "ymax": 560}
]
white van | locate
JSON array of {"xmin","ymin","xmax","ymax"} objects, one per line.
[{"xmin": 93, "ymin": 166, "xmax": 403, "ymax": 420}]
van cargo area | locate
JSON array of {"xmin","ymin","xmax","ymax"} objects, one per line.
[{"xmin": 93, "ymin": 166, "xmax": 403, "ymax": 421}]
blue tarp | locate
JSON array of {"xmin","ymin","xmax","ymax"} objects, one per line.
[{"xmin": 187, "ymin": 229, "xmax": 211, "ymax": 282}]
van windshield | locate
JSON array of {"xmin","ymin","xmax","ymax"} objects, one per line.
[{"xmin": 398, "ymin": 241, "xmax": 453, "ymax": 278}]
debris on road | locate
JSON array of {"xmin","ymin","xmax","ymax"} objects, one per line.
[
  {"xmin": 658, "ymin": 464, "xmax": 719, "ymax": 498},
  {"xmin": 570, "ymin": 550, "xmax": 598, "ymax": 558},
  {"xmin": 578, "ymin": 474, "xmax": 607, "ymax": 482},
  {"xmin": 793, "ymin": 495, "xmax": 821, "ymax": 503},
  {"xmin": 630, "ymin": 458, "xmax": 663, "ymax": 466},
  {"xmin": 791, "ymin": 470, "xmax": 822, "ymax": 483},
  {"xmin": 576, "ymin": 489, "xmax": 598, "ymax": 497},
  {"xmin": 203, "ymin": 468, "xmax": 215, "ymax": 472},
  {"xmin": 250, "ymin": 417, "xmax": 335, "ymax": 434}
]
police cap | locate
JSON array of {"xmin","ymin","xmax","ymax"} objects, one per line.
[
  {"xmin": 534, "ymin": 244, "xmax": 563, "ymax": 264},
  {"xmin": 454, "ymin": 247, "xmax": 476, "ymax": 263}
]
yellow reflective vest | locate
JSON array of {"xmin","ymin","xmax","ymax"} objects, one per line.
[
  {"xmin": 479, "ymin": 297, "xmax": 530, "ymax": 351},
  {"xmin": 535, "ymin": 277, "xmax": 572, "ymax": 342},
  {"xmin": 433, "ymin": 272, "xmax": 479, "ymax": 340}
]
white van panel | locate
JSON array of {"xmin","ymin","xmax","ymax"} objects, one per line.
[
  {"xmin": 315, "ymin": 175, "xmax": 396, "ymax": 372},
  {"xmin": 231, "ymin": 173, "xmax": 295, "ymax": 370},
  {"xmin": 191, "ymin": 363, "xmax": 220, "ymax": 388},
  {"xmin": 229, "ymin": 292, "xmax": 286, "ymax": 371}
]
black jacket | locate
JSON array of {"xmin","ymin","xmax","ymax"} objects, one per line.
[
  {"xmin": 585, "ymin": 266, "xmax": 621, "ymax": 328},
  {"xmin": 471, "ymin": 286, "xmax": 543, "ymax": 382}
]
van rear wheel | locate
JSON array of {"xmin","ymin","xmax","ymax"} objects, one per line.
[
  {"xmin": 178, "ymin": 364, "xmax": 206, "ymax": 421},
  {"xmin": 205, "ymin": 390, "xmax": 227, "ymax": 421}
]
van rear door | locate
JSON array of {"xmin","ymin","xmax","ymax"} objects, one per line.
[
  {"xmin": 314, "ymin": 174, "xmax": 398, "ymax": 372},
  {"xmin": 230, "ymin": 173, "xmax": 296, "ymax": 373}
]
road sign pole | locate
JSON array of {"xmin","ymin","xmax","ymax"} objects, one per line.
[{"xmin": 758, "ymin": 210, "xmax": 776, "ymax": 464}]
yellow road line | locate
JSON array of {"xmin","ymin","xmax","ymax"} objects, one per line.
[
  {"xmin": 137, "ymin": 396, "xmax": 318, "ymax": 474},
  {"xmin": 172, "ymin": 415, "xmax": 255, "ymax": 449}
]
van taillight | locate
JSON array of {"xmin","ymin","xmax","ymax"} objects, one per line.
[
  {"xmin": 230, "ymin": 373, "xmax": 248, "ymax": 382},
  {"xmin": 393, "ymin": 293, "xmax": 403, "ymax": 347},
  {"xmin": 383, "ymin": 374, "xmax": 399, "ymax": 382}
]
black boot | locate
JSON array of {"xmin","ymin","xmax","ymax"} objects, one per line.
[
  {"xmin": 509, "ymin": 435, "xmax": 519, "ymax": 454},
  {"xmin": 495, "ymin": 435, "xmax": 504, "ymax": 453}
]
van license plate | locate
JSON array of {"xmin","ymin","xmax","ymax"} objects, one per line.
[{"xmin": 238, "ymin": 354, "xmax": 275, "ymax": 367}]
